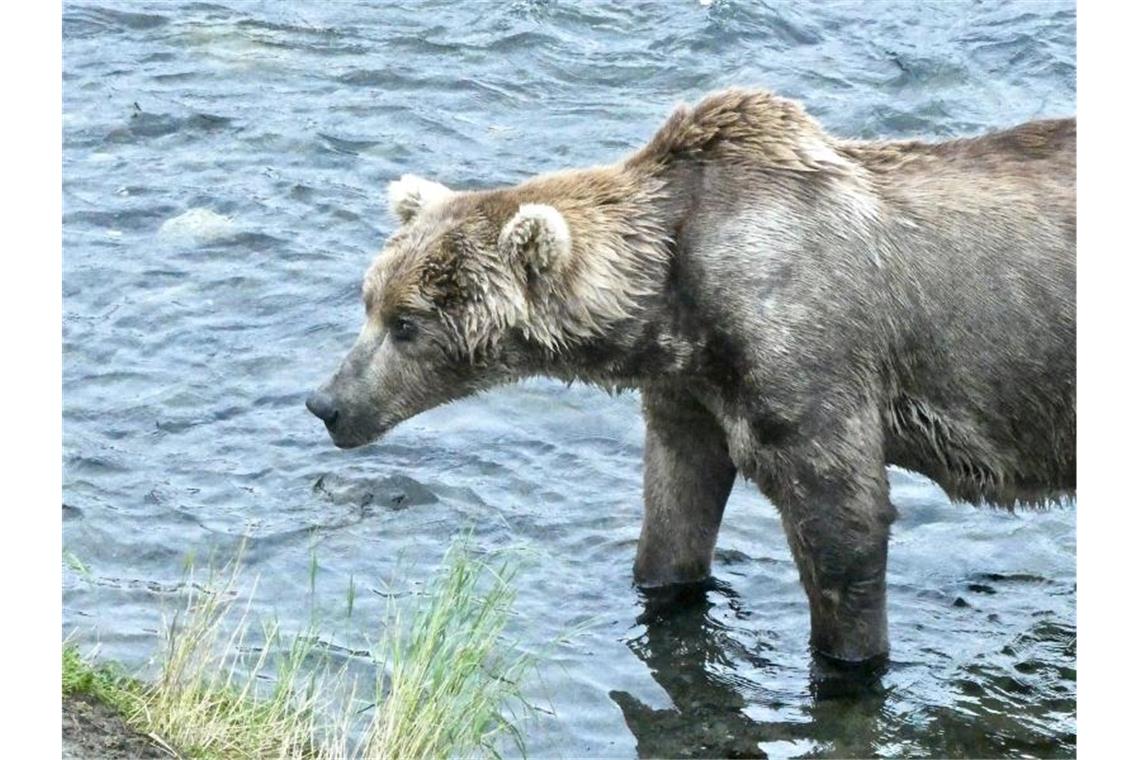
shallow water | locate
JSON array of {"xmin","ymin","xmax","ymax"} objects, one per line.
[{"xmin": 62, "ymin": 1, "xmax": 1076, "ymax": 757}]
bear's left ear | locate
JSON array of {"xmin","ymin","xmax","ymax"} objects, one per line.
[
  {"xmin": 388, "ymin": 174, "xmax": 454, "ymax": 224},
  {"xmin": 498, "ymin": 203, "xmax": 572, "ymax": 274}
]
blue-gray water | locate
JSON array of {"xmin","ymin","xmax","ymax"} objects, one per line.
[{"xmin": 62, "ymin": 2, "xmax": 1076, "ymax": 757}]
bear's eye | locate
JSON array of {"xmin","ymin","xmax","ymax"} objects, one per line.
[{"xmin": 390, "ymin": 316, "xmax": 418, "ymax": 343}]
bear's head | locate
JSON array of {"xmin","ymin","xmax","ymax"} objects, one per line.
[{"xmin": 306, "ymin": 174, "xmax": 577, "ymax": 449}]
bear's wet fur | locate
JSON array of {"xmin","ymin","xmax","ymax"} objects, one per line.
[{"xmin": 310, "ymin": 89, "xmax": 1075, "ymax": 663}]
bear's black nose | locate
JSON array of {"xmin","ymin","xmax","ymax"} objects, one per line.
[{"xmin": 306, "ymin": 391, "xmax": 339, "ymax": 426}]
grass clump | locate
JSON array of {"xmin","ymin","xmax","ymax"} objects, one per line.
[
  {"xmin": 363, "ymin": 549, "xmax": 534, "ymax": 758},
  {"xmin": 141, "ymin": 551, "xmax": 333, "ymax": 758},
  {"xmin": 62, "ymin": 643, "xmax": 142, "ymax": 715},
  {"xmin": 63, "ymin": 539, "xmax": 541, "ymax": 759}
]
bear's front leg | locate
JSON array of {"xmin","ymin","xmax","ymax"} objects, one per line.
[
  {"xmin": 634, "ymin": 388, "xmax": 737, "ymax": 587},
  {"xmin": 761, "ymin": 405, "xmax": 896, "ymax": 664}
]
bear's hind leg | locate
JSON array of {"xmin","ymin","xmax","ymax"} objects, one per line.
[{"xmin": 634, "ymin": 388, "xmax": 737, "ymax": 587}]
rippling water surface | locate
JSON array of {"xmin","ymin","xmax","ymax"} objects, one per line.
[{"xmin": 63, "ymin": 2, "xmax": 1076, "ymax": 757}]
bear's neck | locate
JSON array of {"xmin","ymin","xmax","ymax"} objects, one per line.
[
  {"xmin": 531, "ymin": 257, "xmax": 724, "ymax": 390},
  {"xmin": 486, "ymin": 164, "xmax": 679, "ymax": 387},
  {"xmin": 501, "ymin": 161, "xmax": 731, "ymax": 390}
]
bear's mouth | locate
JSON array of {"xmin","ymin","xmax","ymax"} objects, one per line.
[
  {"xmin": 330, "ymin": 434, "xmax": 369, "ymax": 450},
  {"xmin": 316, "ymin": 410, "xmax": 392, "ymax": 451},
  {"xmin": 326, "ymin": 420, "xmax": 390, "ymax": 450}
]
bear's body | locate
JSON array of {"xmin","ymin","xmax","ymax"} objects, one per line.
[{"xmin": 309, "ymin": 89, "xmax": 1075, "ymax": 663}]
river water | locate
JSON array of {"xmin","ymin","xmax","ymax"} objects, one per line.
[{"xmin": 62, "ymin": 2, "xmax": 1076, "ymax": 757}]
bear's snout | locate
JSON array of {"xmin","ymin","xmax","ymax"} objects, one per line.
[
  {"xmin": 305, "ymin": 386, "xmax": 382, "ymax": 449},
  {"xmin": 305, "ymin": 390, "xmax": 339, "ymax": 428}
]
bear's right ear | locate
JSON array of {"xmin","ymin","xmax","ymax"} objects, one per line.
[
  {"xmin": 387, "ymin": 174, "xmax": 454, "ymax": 224},
  {"xmin": 498, "ymin": 203, "xmax": 572, "ymax": 275}
]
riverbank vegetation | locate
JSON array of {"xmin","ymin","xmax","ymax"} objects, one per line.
[{"xmin": 62, "ymin": 540, "xmax": 541, "ymax": 758}]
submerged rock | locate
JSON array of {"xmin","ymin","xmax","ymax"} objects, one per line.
[
  {"xmin": 157, "ymin": 208, "xmax": 236, "ymax": 246},
  {"xmin": 312, "ymin": 472, "xmax": 438, "ymax": 511}
]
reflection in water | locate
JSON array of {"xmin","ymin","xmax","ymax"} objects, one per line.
[
  {"xmin": 615, "ymin": 578, "xmax": 889, "ymax": 756},
  {"xmin": 808, "ymin": 653, "xmax": 888, "ymax": 702},
  {"xmin": 611, "ymin": 580, "xmax": 774, "ymax": 758},
  {"xmin": 612, "ymin": 580, "xmax": 904, "ymax": 759},
  {"xmin": 612, "ymin": 577, "xmax": 1076, "ymax": 758}
]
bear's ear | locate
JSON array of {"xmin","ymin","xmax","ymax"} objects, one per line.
[
  {"xmin": 498, "ymin": 203, "xmax": 572, "ymax": 274},
  {"xmin": 387, "ymin": 174, "xmax": 454, "ymax": 224}
]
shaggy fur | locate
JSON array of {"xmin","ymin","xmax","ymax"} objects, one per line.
[{"xmin": 309, "ymin": 88, "xmax": 1075, "ymax": 664}]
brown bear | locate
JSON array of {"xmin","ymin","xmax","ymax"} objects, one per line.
[{"xmin": 307, "ymin": 88, "xmax": 1075, "ymax": 664}]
